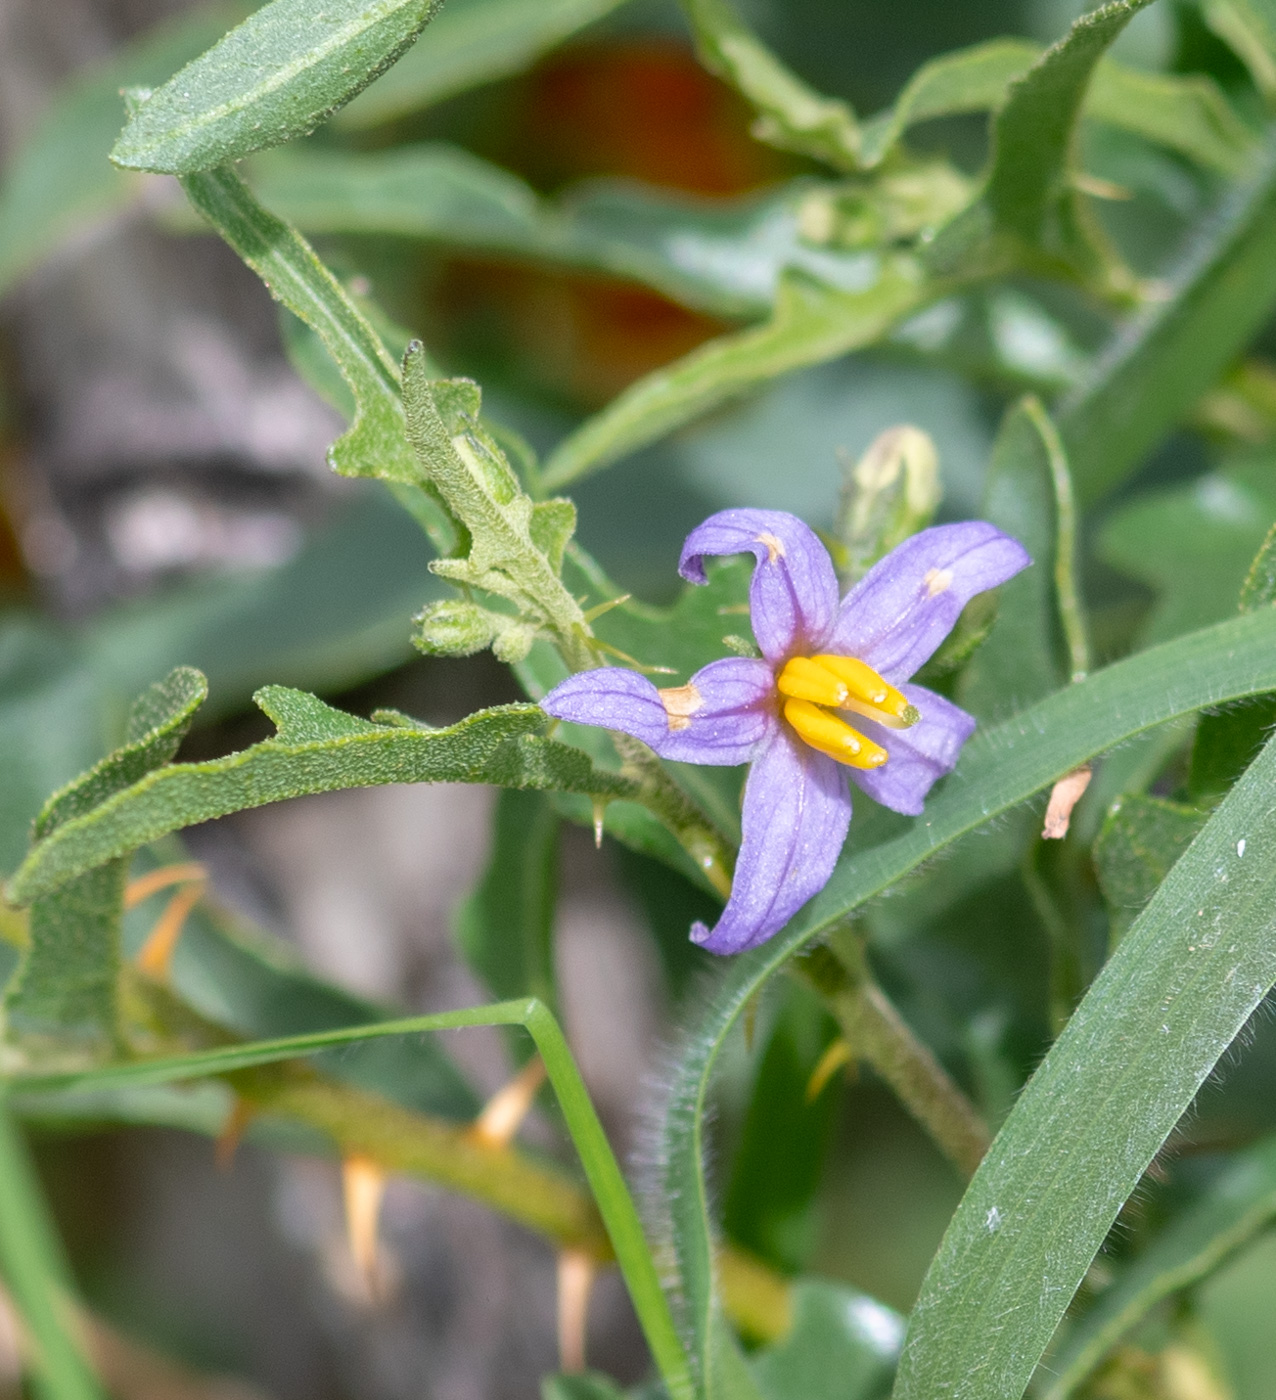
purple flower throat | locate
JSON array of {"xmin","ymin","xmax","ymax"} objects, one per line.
[{"xmin": 542, "ymin": 509, "xmax": 1030, "ymax": 956}]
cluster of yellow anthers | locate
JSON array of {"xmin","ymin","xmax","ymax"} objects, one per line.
[{"xmin": 776, "ymin": 654, "xmax": 919, "ymax": 768}]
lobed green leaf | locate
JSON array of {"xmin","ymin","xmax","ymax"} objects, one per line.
[
  {"xmin": 6, "ymin": 689, "xmax": 634, "ymax": 908},
  {"xmin": 111, "ymin": 0, "xmax": 443, "ymax": 173}
]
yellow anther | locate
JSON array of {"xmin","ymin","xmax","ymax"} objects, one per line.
[
  {"xmin": 812, "ymin": 655, "xmax": 918, "ymax": 728},
  {"xmin": 783, "ymin": 699, "xmax": 887, "ymax": 769},
  {"xmin": 776, "ymin": 656, "xmax": 849, "ymax": 708}
]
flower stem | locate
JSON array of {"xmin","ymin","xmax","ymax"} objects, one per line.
[
  {"xmin": 796, "ymin": 929, "xmax": 990, "ymax": 1179},
  {"xmin": 610, "ymin": 733, "xmax": 735, "ymax": 898}
]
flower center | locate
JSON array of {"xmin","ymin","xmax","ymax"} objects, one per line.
[{"xmin": 776, "ymin": 655, "xmax": 919, "ymax": 769}]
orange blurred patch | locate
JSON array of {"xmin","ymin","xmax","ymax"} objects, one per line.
[
  {"xmin": 432, "ymin": 40, "xmax": 788, "ymax": 406},
  {"xmin": 514, "ymin": 39, "xmax": 788, "ymax": 196}
]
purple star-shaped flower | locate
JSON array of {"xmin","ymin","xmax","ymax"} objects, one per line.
[{"xmin": 542, "ymin": 510, "xmax": 1030, "ymax": 955}]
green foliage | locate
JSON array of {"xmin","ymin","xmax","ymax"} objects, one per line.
[
  {"xmin": 4, "ymin": 669, "xmax": 206, "ymax": 1060},
  {"xmin": 6, "ymin": 685, "xmax": 633, "ymax": 909},
  {"xmin": 178, "ymin": 165, "xmax": 457, "ymax": 551},
  {"xmin": 750, "ymin": 1279, "xmax": 902, "ymax": 1400},
  {"xmin": 541, "ymin": 267, "xmax": 927, "ymax": 490},
  {"xmin": 959, "ymin": 399, "xmax": 1070, "ymax": 721},
  {"xmin": 678, "ymin": 0, "xmax": 860, "ymax": 170},
  {"xmin": 335, "ymin": 0, "xmax": 627, "ymax": 129},
  {"xmin": 896, "ymin": 730, "xmax": 1276, "ymax": 1397},
  {"xmin": 0, "ymin": 1110, "xmax": 104, "ymax": 1400},
  {"xmin": 111, "ymin": 0, "xmax": 444, "ymax": 173},
  {"xmin": 1093, "ymin": 794, "xmax": 1209, "ymax": 942},
  {"xmin": 455, "ymin": 788, "xmax": 560, "ymax": 1015},
  {"xmin": 1045, "ymin": 1131, "xmax": 1276, "ymax": 1398},
  {"xmin": 722, "ymin": 981, "xmax": 840, "ymax": 1275}
]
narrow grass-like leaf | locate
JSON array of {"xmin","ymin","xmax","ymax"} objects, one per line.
[
  {"xmin": 893, "ymin": 729, "xmax": 1276, "ymax": 1400},
  {"xmin": 1044, "ymin": 1132, "xmax": 1276, "ymax": 1398},
  {"xmin": 4, "ymin": 669, "xmax": 206, "ymax": 1058},
  {"xmin": 540, "ymin": 266, "xmax": 925, "ymax": 490},
  {"xmin": 12, "ymin": 999, "xmax": 695, "ymax": 1400},
  {"xmin": 0, "ymin": 6, "xmax": 234, "ymax": 295},
  {"xmin": 335, "ymin": 0, "xmax": 627, "ymax": 128},
  {"xmin": 177, "ymin": 164, "xmax": 456, "ymax": 550},
  {"xmin": 653, "ymin": 606, "xmax": 1276, "ymax": 1385},
  {"xmin": 6, "ymin": 690, "xmax": 635, "ymax": 908},
  {"xmin": 111, "ymin": 0, "xmax": 443, "ymax": 173},
  {"xmin": 0, "ymin": 1108, "xmax": 103, "ymax": 1400}
]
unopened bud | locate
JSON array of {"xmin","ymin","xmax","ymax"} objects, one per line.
[
  {"xmin": 837, "ymin": 425, "xmax": 940, "ymax": 584},
  {"xmin": 412, "ymin": 600, "xmax": 500, "ymax": 657},
  {"xmin": 491, "ymin": 622, "xmax": 537, "ymax": 664}
]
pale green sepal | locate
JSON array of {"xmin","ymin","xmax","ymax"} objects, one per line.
[{"xmin": 835, "ymin": 424, "xmax": 940, "ymax": 586}]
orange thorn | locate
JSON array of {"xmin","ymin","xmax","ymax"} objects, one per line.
[
  {"xmin": 342, "ymin": 1154, "xmax": 388, "ymax": 1297},
  {"xmin": 215, "ymin": 1097, "xmax": 255, "ymax": 1170},
  {"xmin": 557, "ymin": 1249, "xmax": 595, "ymax": 1374},
  {"xmin": 468, "ymin": 1056, "xmax": 547, "ymax": 1150},
  {"xmin": 136, "ymin": 882, "xmax": 204, "ymax": 979},
  {"xmin": 1042, "ymin": 764, "xmax": 1092, "ymax": 840},
  {"xmin": 806, "ymin": 1038, "xmax": 854, "ymax": 1102},
  {"xmin": 124, "ymin": 863, "xmax": 207, "ymax": 909}
]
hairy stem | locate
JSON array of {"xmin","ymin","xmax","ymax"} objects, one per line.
[{"xmin": 797, "ymin": 930, "xmax": 990, "ymax": 1179}]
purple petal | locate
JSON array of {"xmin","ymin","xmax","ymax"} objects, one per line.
[
  {"xmin": 848, "ymin": 684, "xmax": 975, "ymax": 816},
  {"xmin": 541, "ymin": 658, "xmax": 776, "ymax": 766},
  {"xmin": 679, "ymin": 509, "xmax": 839, "ymax": 665},
  {"xmin": 692, "ymin": 730, "xmax": 851, "ymax": 955},
  {"xmin": 829, "ymin": 522, "xmax": 1031, "ymax": 683}
]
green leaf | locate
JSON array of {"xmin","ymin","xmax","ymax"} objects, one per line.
[
  {"xmin": 0, "ymin": 1109, "xmax": 104, "ymax": 1400},
  {"xmin": 653, "ymin": 605, "xmax": 1276, "ymax": 1387},
  {"xmin": 6, "ymin": 691, "xmax": 635, "ymax": 909},
  {"xmin": 1093, "ymin": 794, "xmax": 1208, "ymax": 942},
  {"xmin": 723, "ymin": 981, "xmax": 840, "ymax": 1275},
  {"xmin": 894, "ymin": 730, "xmax": 1276, "ymax": 1400},
  {"xmin": 401, "ymin": 350, "xmax": 588, "ymax": 656},
  {"xmin": 111, "ymin": 0, "xmax": 443, "ymax": 173},
  {"xmin": 454, "ymin": 788, "xmax": 560, "ymax": 1018},
  {"xmin": 4, "ymin": 669, "xmax": 206, "ymax": 1059},
  {"xmin": 1098, "ymin": 458, "xmax": 1276, "ymax": 646},
  {"xmin": 1205, "ymin": 0, "xmax": 1276, "ymax": 103},
  {"xmin": 177, "ymin": 165, "xmax": 457, "ymax": 547},
  {"xmin": 750, "ymin": 1279, "xmax": 903, "ymax": 1400},
  {"xmin": 679, "ymin": 0, "xmax": 860, "ymax": 170},
  {"xmin": 1085, "ymin": 60, "xmax": 1255, "ymax": 179},
  {"xmin": 12, "ymin": 999, "xmax": 695, "ymax": 1400},
  {"xmin": 1239, "ymin": 518, "xmax": 1276, "ymax": 610},
  {"xmin": 1060, "ymin": 138, "xmax": 1276, "ymax": 506},
  {"xmin": 859, "ymin": 37, "xmax": 1251, "ymax": 176},
  {"xmin": 240, "ymin": 145, "xmax": 897, "ymax": 318},
  {"xmin": 932, "ymin": 0, "xmax": 1152, "ymax": 293},
  {"xmin": 860, "ymin": 39, "xmax": 1042, "ymax": 167},
  {"xmin": 335, "ymin": 0, "xmax": 628, "ymax": 128},
  {"xmin": 540, "ymin": 266, "xmax": 925, "ymax": 490},
  {"xmin": 1045, "ymin": 1132, "xmax": 1276, "ymax": 1398},
  {"xmin": 958, "ymin": 399, "xmax": 1069, "ymax": 723},
  {"xmin": 1190, "ymin": 696, "xmax": 1276, "ymax": 802},
  {"xmin": 0, "ymin": 5, "xmax": 236, "ymax": 295},
  {"xmin": 540, "ymin": 1374, "xmax": 627, "ymax": 1400}
]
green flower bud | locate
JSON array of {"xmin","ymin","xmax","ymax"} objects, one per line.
[
  {"xmin": 411, "ymin": 600, "xmax": 501, "ymax": 657},
  {"xmin": 837, "ymin": 424, "xmax": 941, "ymax": 585},
  {"xmin": 491, "ymin": 621, "xmax": 537, "ymax": 664}
]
